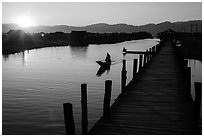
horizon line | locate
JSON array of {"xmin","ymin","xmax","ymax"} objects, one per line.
[{"xmin": 2, "ymin": 19, "xmax": 202, "ymax": 28}]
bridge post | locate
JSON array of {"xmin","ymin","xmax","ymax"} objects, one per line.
[
  {"xmin": 81, "ymin": 84, "xmax": 88, "ymax": 135},
  {"xmin": 143, "ymin": 53, "xmax": 147, "ymax": 67},
  {"xmin": 152, "ymin": 46, "xmax": 156, "ymax": 56},
  {"xmin": 151, "ymin": 47, "xmax": 154, "ymax": 56},
  {"xmin": 155, "ymin": 45, "xmax": 157, "ymax": 53},
  {"xmin": 63, "ymin": 103, "xmax": 75, "ymax": 135},
  {"xmin": 194, "ymin": 82, "xmax": 202, "ymax": 120},
  {"xmin": 147, "ymin": 49, "xmax": 150, "ymax": 63},
  {"xmin": 149, "ymin": 48, "xmax": 152, "ymax": 59},
  {"xmin": 146, "ymin": 50, "xmax": 149, "ymax": 64},
  {"xmin": 121, "ymin": 60, "xmax": 127, "ymax": 94},
  {"xmin": 133, "ymin": 59, "xmax": 138, "ymax": 81},
  {"xmin": 103, "ymin": 80, "xmax": 112, "ymax": 118},
  {"xmin": 139, "ymin": 55, "xmax": 143, "ymax": 72}
]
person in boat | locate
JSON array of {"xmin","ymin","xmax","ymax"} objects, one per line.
[
  {"xmin": 123, "ymin": 47, "xmax": 127, "ymax": 52},
  {"xmin": 105, "ymin": 53, "xmax": 111, "ymax": 63}
]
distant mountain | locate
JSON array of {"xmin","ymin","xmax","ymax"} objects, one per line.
[{"xmin": 2, "ymin": 20, "xmax": 202, "ymax": 36}]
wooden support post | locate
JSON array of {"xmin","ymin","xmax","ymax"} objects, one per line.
[
  {"xmin": 151, "ymin": 47, "xmax": 154, "ymax": 56},
  {"xmin": 148, "ymin": 48, "xmax": 151, "ymax": 60},
  {"xmin": 147, "ymin": 49, "xmax": 150, "ymax": 62},
  {"xmin": 63, "ymin": 103, "xmax": 75, "ymax": 135},
  {"xmin": 139, "ymin": 54, "xmax": 143, "ymax": 71},
  {"xmin": 155, "ymin": 45, "xmax": 157, "ymax": 53},
  {"xmin": 122, "ymin": 59, "xmax": 126, "ymax": 70},
  {"xmin": 133, "ymin": 59, "xmax": 138, "ymax": 81},
  {"xmin": 103, "ymin": 80, "xmax": 112, "ymax": 118},
  {"xmin": 145, "ymin": 50, "xmax": 148, "ymax": 64},
  {"xmin": 143, "ymin": 53, "xmax": 146, "ymax": 67},
  {"xmin": 153, "ymin": 46, "xmax": 156, "ymax": 55},
  {"xmin": 149, "ymin": 48, "xmax": 152, "ymax": 58},
  {"xmin": 184, "ymin": 67, "xmax": 191, "ymax": 97},
  {"xmin": 81, "ymin": 84, "xmax": 88, "ymax": 135},
  {"xmin": 194, "ymin": 82, "xmax": 202, "ymax": 120},
  {"xmin": 121, "ymin": 60, "xmax": 127, "ymax": 94}
]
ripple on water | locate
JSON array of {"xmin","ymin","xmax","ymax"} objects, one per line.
[{"xmin": 3, "ymin": 39, "xmax": 160, "ymax": 134}]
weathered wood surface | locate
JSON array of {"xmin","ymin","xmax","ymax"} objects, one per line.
[{"xmin": 89, "ymin": 41, "xmax": 201, "ymax": 135}]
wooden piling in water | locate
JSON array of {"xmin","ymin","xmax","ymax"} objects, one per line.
[
  {"xmin": 121, "ymin": 60, "xmax": 127, "ymax": 94},
  {"xmin": 143, "ymin": 53, "xmax": 147, "ymax": 67},
  {"xmin": 133, "ymin": 59, "xmax": 138, "ymax": 81},
  {"xmin": 148, "ymin": 49, "xmax": 151, "ymax": 61},
  {"xmin": 194, "ymin": 82, "xmax": 202, "ymax": 120},
  {"xmin": 139, "ymin": 55, "xmax": 143, "ymax": 72},
  {"xmin": 103, "ymin": 80, "xmax": 112, "ymax": 118},
  {"xmin": 155, "ymin": 45, "xmax": 157, "ymax": 53},
  {"xmin": 81, "ymin": 84, "xmax": 88, "ymax": 135},
  {"xmin": 147, "ymin": 49, "xmax": 150, "ymax": 63},
  {"xmin": 151, "ymin": 47, "xmax": 154, "ymax": 56},
  {"xmin": 149, "ymin": 48, "xmax": 152, "ymax": 58},
  {"xmin": 63, "ymin": 103, "xmax": 75, "ymax": 135},
  {"xmin": 145, "ymin": 50, "xmax": 148, "ymax": 64},
  {"xmin": 144, "ymin": 50, "xmax": 148, "ymax": 65},
  {"xmin": 152, "ymin": 46, "xmax": 156, "ymax": 56}
]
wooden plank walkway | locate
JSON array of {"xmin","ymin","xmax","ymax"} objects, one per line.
[{"xmin": 89, "ymin": 41, "xmax": 201, "ymax": 135}]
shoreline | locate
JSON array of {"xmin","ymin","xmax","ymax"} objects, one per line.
[{"xmin": 2, "ymin": 31, "xmax": 152, "ymax": 55}]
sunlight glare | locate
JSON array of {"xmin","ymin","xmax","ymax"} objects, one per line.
[{"xmin": 15, "ymin": 15, "xmax": 34, "ymax": 28}]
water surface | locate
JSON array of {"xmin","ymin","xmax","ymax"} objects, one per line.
[{"xmin": 2, "ymin": 38, "xmax": 177, "ymax": 134}]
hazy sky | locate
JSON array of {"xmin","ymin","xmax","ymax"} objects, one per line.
[{"xmin": 2, "ymin": 2, "xmax": 202, "ymax": 26}]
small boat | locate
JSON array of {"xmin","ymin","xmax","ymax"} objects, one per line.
[
  {"xmin": 96, "ymin": 53, "xmax": 111, "ymax": 68},
  {"xmin": 96, "ymin": 61, "xmax": 111, "ymax": 77},
  {"xmin": 96, "ymin": 61, "xmax": 111, "ymax": 67}
]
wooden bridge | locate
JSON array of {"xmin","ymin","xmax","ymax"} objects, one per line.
[
  {"xmin": 63, "ymin": 39, "xmax": 202, "ymax": 135},
  {"xmin": 88, "ymin": 40, "xmax": 202, "ymax": 135}
]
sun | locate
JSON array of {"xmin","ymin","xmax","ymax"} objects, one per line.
[{"xmin": 15, "ymin": 15, "xmax": 34, "ymax": 28}]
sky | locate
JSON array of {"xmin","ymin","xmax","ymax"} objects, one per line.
[{"xmin": 2, "ymin": 2, "xmax": 202, "ymax": 27}]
